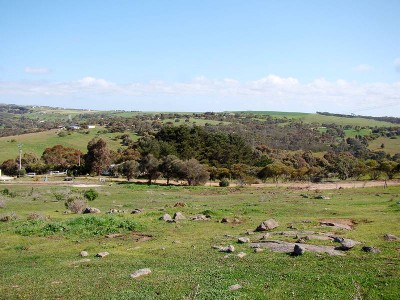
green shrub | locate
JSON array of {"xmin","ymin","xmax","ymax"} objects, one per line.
[
  {"xmin": 84, "ymin": 189, "xmax": 99, "ymax": 201},
  {"xmin": 219, "ymin": 178, "xmax": 230, "ymax": 187},
  {"xmin": 65, "ymin": 197, "xmax": 87, "ymax": 214},
  {"xmin": 0, "ymin": 212, "xmax": 18, "ymax": 222}
]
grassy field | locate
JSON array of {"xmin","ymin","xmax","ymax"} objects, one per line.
[
  {"xmin": 368, "ymin": 137, "xmax": 400, "ymax": 156},
  {"xmin": 0, "ymin": 128, "xmax": 138, "ymax": 162},
  {"xmin": 0, "ymin": 182, "xmax": 399, "ymax": 299}
]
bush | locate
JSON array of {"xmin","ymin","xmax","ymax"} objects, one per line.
[
  {"xmin": 84, "ymin": 189, "xmax": 99, "ymax": 201},
  {"xmin": 219, "ymin": 178, "xmax": 230, "ymax": 187},
  {"xmin": 0, "ymin": 198, "xmax": 5, "ymax": 209},
  {"xmin": 0, "ymin": 212, "xmax": 18, "ymax": 222},
  {"xmin": 65, "ymin": 197, "xmax": 87, "ymax": 214},
  {"xmin": 27, "ymin": 212, "xmax": 47, "ymax": 221}
]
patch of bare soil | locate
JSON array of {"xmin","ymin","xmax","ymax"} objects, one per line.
[
  {"xmin": 105, "ymin": 232, "xmax": 153, "ymax": 242},
  {"xmin": 319, "ymin": 219, "xmax": 355, "ymax": 230}
]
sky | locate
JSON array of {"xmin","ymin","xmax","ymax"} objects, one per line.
[{"xmin": 1, "ymin": 0, "xmax": 400, "ymax": 116}]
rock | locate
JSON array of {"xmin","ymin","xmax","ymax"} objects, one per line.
[
  {"xmin": 220, "ymin": 217, "xmax": 230, "ymax": 223},
  {"xmin": 293, "ymin": 244, "xmax": 305, "ymax": 256},
  {"xmin": 245, "ymin": 231, "xmax": 255, "ymax": 235},
  {"xmin": 160, "ymin": 213, "xmax": 174, "ymax": 222},
  {"xmin": 70, "ymin": 258, "xmax": 91, "ymax": 265},
  {"xmin": 174, "ymin": 202, "xmax": 186, "ymax": 207},
  {"xmin": 80, "ymin": 251, "xmax": 88, "ymax": 257},
  {"xmin": 260, "ymin": 233, "xmax": 271, "ymax": 240},
  {"xmin": 105, "ymin": 233, "xmax": 124, "ymax": 238},
  {"xmin": 320, "ymin": 221, "xmax": 352, "ymax": 230},
  {"xmin": 254, "ymin": 248, "xmax": 264, "ymax": 253},
  {"xmin": 315, "ymin": 195, "xmax": 330, "ymax": 200},
  {"xmin": 232, "ymin": 218, "xmax": 241, "ymax": 224},
  {"xmin": 172, "ymin": 240, "xmax": 181, "ymax": 244},
  {"xmin": 192, "ymin": 214, "xmax": 209, "ymax": 221},
  {"xmin": 362, "ymin": 246, "xmax": 381, "ymax": 254},
  {"xmin": 228, "ymin": 284, "xmax": 242, "ymax": 291},
  {"xmin": 130, "ymin": 268, "xmax": 152, "ymax": 278},
  {"xmin": 131, "ymin": 208, "xmax": 144, "ymax": 214},
  {"xmin": 384, "ymin": 234, "xmax": 399, "ymax": 241},
  {"xmin": 219, "ymin": 245, "xmax": 235, "ymax": 253},
  {"xmin": 255, "ymin": 219, "xmax": 279, "ymax": 231},
  {"xmin": 173, "ymin": 212, "xmax": 186, "ymax": 221},
  {"xmin": 96, "ymin": 252, "xmax": 109, "ymax": 258},
  {"xmin": 236, "ymin": 252, "xmax": 247, "ymax": 258},
  {"xmin": 238, "ymin": 237, "xmax": 250, "ymax": 243},
  {"xmin": 339, "ymin": 239, "xmax": 357, "ymax": 250},
  {"xmin": 83, "ymin": 207, "xmax": 101, "ymax": 214}
]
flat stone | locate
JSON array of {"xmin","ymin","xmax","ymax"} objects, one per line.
[
  {"xmin": 251, "ymin": 240, "xmax": 345, "ymax": 256},
  {"xmin": 130, "ymin": 268, "xmax": 152, "ymax": 278},
  {"xmin": 80, "ymin": 251, "xmax": 88, "ymax": 257},
  {"xmin": 384, "ymin": 234, "xmax": 399, "ymax": 241},
  {"xmin": 236, "ymin": 252, "xmax": 247, "ymax": 258},
  {"xmin": 160, "ymin": 213, "xmax": 174, "ymax": 222},
  {"xmin": 254, "ymin": 248, "xmax": 264, "ymax": 253},
  {"xmin": 228, "ymin": 284, "xmax": 242, "ymax": 291},
  {"xmin": 320, "ymin": 221, "xmax": 352, "ymax": 230},
  {"xmin": 238, "ymin": 237, "xmax": 250, "ymax": 243},
  {"xmin": 131, "ymin": 208, "xmax": 144, "ymax": 214},
  {"xmin": 96, "ymin": 252, "xmax": 109, "ymax": 258},
  {"xmin": 84, "ymin": 207, "xmax": 101, "ymax": 214},
  {"xmin": 339, "ymin": 239, "xmax": 358, "ymax": 250},
  {"xmin": 362, "ymin": 246, "xmax": 381, "ymax": 254},
  {"xmin": 255, "ymin": 219, "xmax": 279, "ymax": 231},
  {"xmin": 192, "ymin": 214, "xmax": 209, "ymax": 221},
  {"xmin": 293, "ymin": 244, "xmax": 305, "ymax": 256}
]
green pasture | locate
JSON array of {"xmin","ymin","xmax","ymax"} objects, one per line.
[
  {"xmin": 368, "ymin": 136, "xmax": 400, "ymax": 156},
  {"xmin": 0, "ymin": 182, "xmax": 399, "ymax": 299},
  {"xmin": 0, "ymin": 128, "xmax": 138, "ymax": 162}
]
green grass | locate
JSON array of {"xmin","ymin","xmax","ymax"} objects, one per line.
[
  {"xmin": 0, "ymin": 128, "xmax": 138, "ymax": 162},
  {"xmin": 368, "ymin": 136, "xmax": 400, "ymax": 155},
  {"xmin": 0, "ymin": 182, "xmax": 399, "ymax": 299}
]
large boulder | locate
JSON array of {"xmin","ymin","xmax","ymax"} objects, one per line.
[
  {"xmin": 83, "ymin": 207, "xmax": 101, "ymax": 214},
  {"xmin": 130, "ymin": 268, "xmax": 151, "ymax": 278},
  {"xmin": 173, "ymin": 212, "xmax": 186, "ymax": 221},
  {"xmin": 160, "ymin": 213, "xmax": 174, "ymax": 222},
  {"xmin": 293, "ymin": 244, "xmax": 305, "ymax": 256},
  {"xmin": 255, "ymin": 219, "xmax": 279, "ymax": 231},
  {"xmin": 338, "ymin": 239, "xmax": 358, "ymax": 250}
]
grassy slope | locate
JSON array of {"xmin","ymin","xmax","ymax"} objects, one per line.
[
  {"xmin": 0, "ymin": 183, "xmax": 399, "ymax": 299},
  {"xmin": 0, "ymin": 128, "xmax": 138, "ymax": 162},
  {"xmin": 368, "ymin": 137, "xmax": 400, "ymax": 155}
]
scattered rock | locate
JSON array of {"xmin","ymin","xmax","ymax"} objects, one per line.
[
  {"xmin": 300, "ymin": 194, "xmax": 309, "ymax": 198},
  {"xmin": 70, "ymin": 258, "xmax": 91, "ymax": 265},
  {"xmin": 220, "ymin": 217, "xmax": 230, "ymax": 223},
  {"xmin": 362, "ymin": 246, "xmax": 381, "ymax": 254},
  {"xmin": 236, "ymin": 252, "xmax": 247, "ymax": 258},
  {"xmin": 384, "ymin": 234, "xmax": 399, "ymax": 241},
  {"xmin": 130, "ymin": 268, "xmax": 152, "ymax": 278},
  {"xmin": 238, "ymin": 237, "xmax": 250, "ymax": 243},
  {"xmin": 255, "ymin": 219, "xmax": 279, "ymax": 231},
  {"xmin": 219, "ymin": 245, "xmax": 235, "ymax": 253},
  {"xmin": 315, "ymin": 195, "xmax": 330, "ymax": 200},
  {"xmin": 293, "ymin": 244, "xmax": 305, "ymax": 256},
  {"xmin": 245, "ymin": 230, "xmax": 255, "ymax": 235},
  {"xmin": 80, "ymin": 251, "xmax": 88, "ymax": 257},
  {"xmin": 96, "ymin": 252, "xmax": 109, "ymax": 258},
  {"xmin": 228, "ymin": 284, "xmax": 242, "ymax": 291},
  {"xmin": 83, "ymin": 207, "xmax": 101, "ymax": 214},
  {"xmin": 172, "ymin": 240, "xmax": 181, "ymax": 244},
  {"xmin": 108, "ymin": 208, "xmax": 125, "ymax": 214},
  {"xmin": 232, "ymin": 218, "xmax": 241, "ymax": 224},
  {"xmin": 173, "ymin": 212, "xmax": 186, "ymax": 221},
  {"xmin": 338, "ymin": 239, "xmax": 358, "ymax": 250},
  {"xmin": 174, "ymin": 202, "xmax": 186, "ymax": 207},
  {"xmin": 160, "ymin": 213, "xmax": 174, "ymax": 222},
  {"xmin": 131, "ymin": 208, "xmax": 144, "ymax": 214},
  {"xmin": 260, "ymin": 233, "xmax": 271, "ymax": 240},
  {"xmin": 254, "ymin": 248, "xmax": 264, "ymax": 253},
  {"xmin": 320, "ymin": 220, "xmax": 353, "ymax": 230}
]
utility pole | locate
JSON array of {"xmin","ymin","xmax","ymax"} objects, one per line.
[{"xmin": 18, "ymin": 144, "xmax": 23, "ymax": 171}]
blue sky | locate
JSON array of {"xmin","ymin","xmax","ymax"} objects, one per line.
[{"xmin": 1, "ymin": 0, "xmax": 400, "ymax": 116}]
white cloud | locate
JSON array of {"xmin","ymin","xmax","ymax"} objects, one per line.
[
  {"xmin": 354, "ymin": 64, "xmax": 372, "ymax": 72},
  {"xmin": 24, "ymin": 67, "xmax": 50, "ymax": 74},
  {"xmin": 0, "ymin": 75, "xmax": 399, "ymax": 116},
  {"xmin": 395, "ymin": 58, "xmax": 400, "ymax": 72}
]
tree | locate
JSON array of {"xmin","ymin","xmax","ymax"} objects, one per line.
[
  {"xmin": 85, "ymin": 138, "xmax": 111, "ymax": 176},
  {"xmin": 42, "ymin": 145, "xmax": 81, "ymax": 170},
  {"xmin": 1, "ymin": 159, "xmax": 18, "ymax": 175},
  {"xmin": 159, "ymin": 155, "xmax": 180, "ymax": 185},
  {"xmin": 139, "ymin": 154, "xmax": 160, "ymax": 184},
  {"xmin": 379, "ymin": 160, "xmax": 398, "ymax": 179},
  {"xmin": 177, "ymin": 159, "xmax": 209, "ymax": 186},
  {"xmin": 122, "ymin": 160, "xmax": 140, "ymax": 181}
]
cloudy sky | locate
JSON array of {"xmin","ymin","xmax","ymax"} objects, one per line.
[{"xmin": 1, "ymin": 0, "xmax": 400, "ymax": 116}]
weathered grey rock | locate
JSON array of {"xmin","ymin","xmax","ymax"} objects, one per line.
[
  {"xmin": 255, "ymin": 219, "xmax": 279, "ymax": 231},
  {"xmin": 220, "ymin": 217, "xmax": 230, "ymax": 223},
  {"xmin": 245, "ymin": 230, "xmax": 255, "ymax": 235},
  {"xmin": 293, "ymin": 244, "xmax": 305, "ymax": 256},
  {"xmin": 96, "ymin": 252, "xmax": 109, "ymax": 258},
  {"xmin": 339, "ymin": 239, "xmax": 357, "ymax": 250},
  {"xmin": 251, "ymin": 240, "xmax": 345, "ymax": 256},
  {"xmin": 219, "ymin": 245, "xmax": 235, "ymax": 253},
  {"xmin": 131, "ymin": 208, "xmax": 144, "ymax": 214},
  {"xmin": 384, "ymin": 234, "xmax": 399, "ymax": 241},
  {"xmin": 160, "ymin": 213, "xmax": 174, "ymax": 222},
  {"xmin": 260, "ymin": 233, "xmax": 271, "ymax": 240},
  {"xmin": 315, "ymin": 195, "xmax": 330, "ymax": 200},
  {"xmin": 130, "ymin": 268, "xmax": 152, "ymax": 278},
  {"xmin": 320, "ymin": 221, "xmax": 352, "ymax": 230},
  {"xmin": 362, "ymin": 246, "xmax": 381, "ymax": 254},
  {"xmin": 236, "ymin": 252, "xmax": 247, "ymax": 258},
  {"xmin": 84, "ymin": 207, "xmax": 101, "ymax": 214},
  {"xmin": 173, "ymin": 212, "xmax": 186, "ymax": 221},
  {"xmin": 232, "ymin": 218, "xmax": 241, "ymax": 224},
  {"xmin": 228, "ymin": 284, "xmax": 242, "ymax": 291},
  {"xmin": 80, "ymin": 251, "xmax": 88, "ymax": 257},
  {"xmin": 238, "ymin": 237, "xmax": 250, "ymax": 243},
  {"xmin": 192, "ymin": 214, "xmax": 209, "ymax": 221},
  {"xmin": 254, "ymin": 248, "xmax": 264, "ymax": 253}
]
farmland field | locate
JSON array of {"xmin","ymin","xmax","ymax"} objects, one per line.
[{"xmin": 0, "ymin": 181, "xmax": 399, "ymax": 299}]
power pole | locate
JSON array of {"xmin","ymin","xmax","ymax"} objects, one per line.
[{"xmin": 18, "ymin": 144, "xmax": 23, "ymax": 171}]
